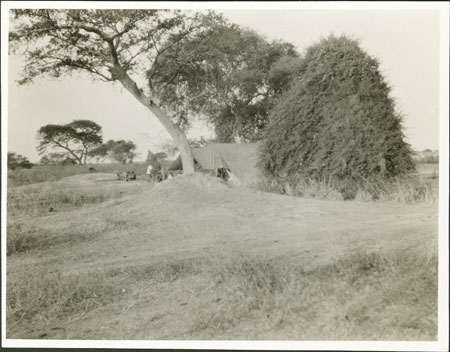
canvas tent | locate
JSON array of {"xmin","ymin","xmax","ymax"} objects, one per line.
[{"xmin": 168, "ymin": 143, "xmax": 261, "ymax": 186}]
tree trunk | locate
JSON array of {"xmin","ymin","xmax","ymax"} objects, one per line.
[{"xmin": 111, "ymin": 65, "xmax": 195, "ymax": 174}]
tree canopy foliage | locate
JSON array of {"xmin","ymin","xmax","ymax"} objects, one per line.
[
  {"xmin": 259, "ymin": 35, "xmax": 415, "ymax": 195},
  {"xmin": 104, "ymin": 140, "xmax": 137, "ymax": 164},
  {"xmin": 151, "ymin": 23, "xmax": 300, "ymax": 142},
  {"xmin": 7, "ymin": 152, "xmax": 33, "ymax": 170},
  {"xmin": 37, "ymin": 120, "xmax": 103, "ymax": 164}
]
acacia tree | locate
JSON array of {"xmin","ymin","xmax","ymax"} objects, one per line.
[
  {"xmin": 89, "ymin": 144, "xmax": 109, "ymax": 163},
  {"xmin": 9, "ymin": 9, "xmax": 224, "ymax": 174},
  {"xmin": 36, "ymin": 120, "xmax": 103, "ymax": 164},
  {"xmin": 67, "ymin": 119, "xmax": 103, "ymax": 164},
  {"xmin": 104, "ymin": 140, "xmax": 137, "ymax": 164},
  {"xmin": 151, "ymin": 24, "xmax": 300, "ymax": 142}
]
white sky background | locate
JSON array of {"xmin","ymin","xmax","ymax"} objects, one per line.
[{"xmin": 6, "ymin": 7, "xmax": 441, "ymax": 163}]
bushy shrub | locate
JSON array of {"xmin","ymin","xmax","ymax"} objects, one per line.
[
  {"xmin": 259, "ymin": 35, "xmax": 415, "ymax": 197},
  {"xmin": 7, "ymin": 152, "xmax": 33, "ymax": 170}
]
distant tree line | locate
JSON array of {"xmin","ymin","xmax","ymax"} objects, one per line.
[
  {"xmin": 7, "ymin": 152, "xmax": 33, "ymax": 170},
  {"xmin": 37, "ymin": 119, "xmax": 137, "ymax": 165},
  {"xmin": 90, "ymin": 140, "xmax": 137, "ymax": 164}
]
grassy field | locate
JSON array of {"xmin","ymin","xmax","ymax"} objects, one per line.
[
  {"xmin": 5, "ymin": 166, "xmax": 439, "ymax": 341},
  {"xmin": 7, "ymin": 162, "xmax": 153, "ymax": 187}
]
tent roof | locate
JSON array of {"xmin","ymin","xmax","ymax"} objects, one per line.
[{"xmin": 168, "ymin": 143, "xmax": 261, "ymax": 185}]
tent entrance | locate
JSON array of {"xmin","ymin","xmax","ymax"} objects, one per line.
[{"xmin": 216, "ymin": 167, "xmax": 230, "ymax": 181}]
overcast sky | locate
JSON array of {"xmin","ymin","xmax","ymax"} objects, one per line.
[{"xmin": 5, "ymin": 6, "xmax": 443, "ymax": 162}]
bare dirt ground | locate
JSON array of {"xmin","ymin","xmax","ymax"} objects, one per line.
[{"xmin": 6, "ymin": 173, "xmax": 438, "ymax": 340}]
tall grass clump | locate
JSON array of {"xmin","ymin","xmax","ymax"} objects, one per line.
[
  {"xmin": 253, "ymin": 173, "xmax": 437, "ymax": 204},
  {"xmin": 252, "ymin": 176, "xmax": 343, "ymax": 200},
  {"xmin": 7, "ymin": 268, "xmax": 123, "ymax": 331},
  {"xmin": 354, "ymin": 174, "xmax": 438, "ymax": 204}
]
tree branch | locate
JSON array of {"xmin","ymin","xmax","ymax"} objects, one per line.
[
  {"xmin": 42, "ymin": 138, "xmax": 83, "ymax": 163},
  {"xmin": 155, "ymin": 64, "xmax": 185, "ymax": 94}
]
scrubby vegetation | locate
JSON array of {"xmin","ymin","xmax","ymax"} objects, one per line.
[
  {"xmin": 7, "ymin": 244, "xmax": 437, "ymax": 340},
  {"xmin": 7, "ymin": 162, "xmax": 153, "ymax": 187},
  {"xmin": 7, "ymin": 173, "xmax": 150, "ymax": 218},
  {"xmin": 195, "ymin": 249, "xmax": 437, "ymax": 340},
  {"xmin": 7, "ymin": 152, "xmax": 33, "ymax": 170},
  {"xmin": 253, "ymin": 172, "xmax": 438, "ymax": 204},
  {"xmin": 414, "ymin": 150, "xmax": 439, "ymax": 164},
  {"xmin": 259, "ymin": 35, "xmax": 416, "ymax": 199}
]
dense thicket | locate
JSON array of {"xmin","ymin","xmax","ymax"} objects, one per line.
[
  {"xmin": 259, "ymin": 35, "xmax": 415, "ymax": 195},
  {"xmin": 7, "ymin": 152, "xmax": 33, "ymax": 170}
]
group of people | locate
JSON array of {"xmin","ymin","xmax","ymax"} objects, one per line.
[
  {"xmin": 116, "ymin": 170, "xmax": 137, "ymax": 181},
  {"xmin": 146, "ymin": 163, "xmax": 172, "ymax": 182},
  {"xmin": 116, "ymin": 163, "xmax": 171, "ymax": 183}
]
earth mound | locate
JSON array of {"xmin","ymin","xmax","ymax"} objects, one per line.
[{"xmin": 150, "ymin": 172, "xmax": 230, "ymax": 204}]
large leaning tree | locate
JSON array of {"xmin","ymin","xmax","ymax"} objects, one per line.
[
  {"xmin": 259, "ymin": 35, "xmax": 416, "ymax": 195},
  {"xmin": 37, "ymin": 119, "xmax": 103, "ymax": 164},
  {"xmin": 9, "ymin": 9, "xmax": 231, "ymax": 174}
]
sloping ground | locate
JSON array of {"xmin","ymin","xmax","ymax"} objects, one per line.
[{"xmin": 6, "ymin": 173, "xmax": 438, "ymax": 340}]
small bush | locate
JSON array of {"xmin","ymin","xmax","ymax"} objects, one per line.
[{"xmin": 7, "ymin": 152, "xmax": 33, "ymax": 170}]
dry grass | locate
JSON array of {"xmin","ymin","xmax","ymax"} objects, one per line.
[
  {"xmin": 7, "ymin": 162, "xmax": 152, "ymax": 187},
  {"xmin": 7, "ymin": 245, "xmax": 437, "ymax": 340},
  {"xmin": 191, "ymin": 247, "xmax": 437, "ymax": 340},
  {"xmin": 7, "ymin": 174, "xmax": 150, "ymax": 217},
  {"xmin": 253, "ymin": 169, "xmax": 438, "ymax": 204},
  {"xmin": 355, "ymin": 175, "xmax": 438, "ymax": 204},
  {"xmin": 6, "ymin": 171, "xmax": 438, "ymax": 340},
  {"xmin": 6, "ymin": 256, "xmax": 204, "ymax": 336},
  {"xmin": 252, "ymin": 177, "xmax": 344, "ymax": 200}
]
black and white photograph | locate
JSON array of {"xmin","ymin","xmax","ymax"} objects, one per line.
[{"xmin": 1, "ymin": 1, "xmax": 449, "ymax": 350}]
